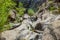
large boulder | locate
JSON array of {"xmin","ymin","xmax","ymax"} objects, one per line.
[{"xmin": 42, "ymin": 20, "xmax": 60, "ymax": 40}]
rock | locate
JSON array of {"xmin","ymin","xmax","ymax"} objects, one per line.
[
  {"xmin": 42, "ymin": 20, "xmax": 60, "ymax": 40},
  {"xmin": 35, "ymin": 23, "xmax": 43, "ymax": 31},
  {"xmin": 1, "ymin": 19, "xmax": 41, "ymax": 40},
  {"xmin": 16, "ymin": 31, "xmax": 38, "ymax": 40},
  {"xmin": 23, "ymin": 14, "xmax": 30, "ymax": 19},
  {"xmin": 54, "ymin": 0, "xmax": 60, "ymax": 3},
  {"xmin": 9, "ymin": 9, "xmax": 16, "ymax": 22},
  {"xmin": 20, "ymin": 17, "xmax": 23, "ymax": 22},
  {"xmin": 2, "ymin": 9, "xmax": 60, "ymax": 40},
  {"xmin": 52, "ymin": 20, "xmax": 60, "ymax": 40},
  {"xmin": 55, "ymin": 15, "xmax": 60, "ymax": 20},
  {"xmin": 42, "ymin": 33, "xmax": 55, "ymax": 40},
  {"xmin": 52, "ymin": 20, "xmax": 60, "ymax": 29}
]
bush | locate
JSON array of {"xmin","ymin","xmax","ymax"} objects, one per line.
[
  {"xmin": 16, "ymin": 2, "xmax": 26, "ymax": 16},
  {"xmin": 0, "ymin": 0, "xmax": 16, "ymax": 32},
  {"xmin": 28, "ymin": 9, "xmax": 34, "ymax": 16},
  {"xmin": 16, "ymin": 7, "xmax": 26, "ymax": 16}
]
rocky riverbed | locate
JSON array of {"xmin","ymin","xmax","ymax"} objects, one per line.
[{"xmin": 1, "ymin": 10, "xmax": 60, "ymax": 40}]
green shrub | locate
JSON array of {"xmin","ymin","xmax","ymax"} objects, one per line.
[
  {"xmin": 0, "ymin": 0, "xmax": 16, "ymax": 32},
  {"xmin": 16, "ymin": 2, "xmax": 26, "ymax": 16},
  {"xmin": 19, "ymin": 2, "xmax": 24, "ymax": 7},
  {"xmin": 28, "ymin": 9, "xmax": 34, "ymax": 16}
]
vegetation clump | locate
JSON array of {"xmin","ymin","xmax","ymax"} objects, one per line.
[
  {"xmin": 16, "ymin": 2, "xmax": 26, "ymax": 16},
  {"xmin": 28, "ymin": 9, "xmax": 34, "ymax": 16},
  {"xmin": 0, "ymin": 0, "xmax": 16, "ymax": 32}
]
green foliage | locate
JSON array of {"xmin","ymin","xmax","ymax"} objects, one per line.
[
  {"xmin": 28, "ymin": 9, "xmax": 34, "ymax": 16},
  {"xmin": 0, "ymin": 0, "xmax": 16, "ymax": 32},
  {"xmin": 49, "ymin": 0, "xmax": 52, "ymax": 1},
  {"xmin": 16, "ymin": 7, "xmax": 26, "ymax": 16},
  {"xmin": 16, "ymin": 2, "xmax": 35, "ymax": 16},
  {"xmin": 49, "ymin": 5, "xmax": 57, "ymax": 11},
  {"xmin": 19, "ymin": 2, "xmax": 24, "ymax": 7},
  {"xmin": 16, "ymin": 2, "xmax": 26, "ymax": 16},
  {"xmin": 58, "ymin": 7, "xmax": 60, "ymax": 13}
]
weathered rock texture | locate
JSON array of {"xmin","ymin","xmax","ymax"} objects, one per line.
[{"xmin": 1, "ymin": 10, "xmax": 60, "ymax": 40}]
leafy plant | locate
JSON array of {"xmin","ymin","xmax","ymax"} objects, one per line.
[
  {"xmin": 28, "ymin": 9, "xmax": 34, "ymax": 16},
  {"xmin": 19, "ymin": 2, "xmax": 24, "ymax": 7},
  {"xmin": 48, "ymin": 5, "xmax": 57, "ymax": 11},
  {"xmin": 0, "ymin": 0, "xmax": 16, "ymax": 39},
  {"xmin": 0, "ymin": 0, "xmax": 16, "ymax": 32},
  {"xmin": 58, "ymin": 7, "xmax": 60, "ymax": 13},
  {"xmin": 16, "ymin": 2, "xmax": 26, "ymax": 16}
]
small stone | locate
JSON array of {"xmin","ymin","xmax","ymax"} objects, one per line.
[{"xmin": 23, "ymin": 14, "xmax": 30, "ymax": 19}]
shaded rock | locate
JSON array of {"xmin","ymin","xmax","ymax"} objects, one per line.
[
  {"xmin": 0, "ymin": 36, "xmax": 6, "ymax": 40},
  {"xmin": 30, "ymin": 16, "xmax": 37, "ymax": 22},
  {"xmin": 2, "ymin": 18, "xmax": 44, "ymax": 40},
  {"xmin": 52, "ymin": 20, "xmax": 60, "ymax": 40},
  {"xmin": 52, "ymin": 20, "xmax": 60, "ymax": 29},
  {"xmin": 2, "ymin": 9, "xmax": 60, "ymax": 40},
  {"xmin": 23, "ymin": 14, "xmax": 30, "ymax": 19},
  {"xmin": 54, "ymin": 0, "xmax": 60, "ymax": 3},
  {"xmin": 9, "ymin": 23, "xmax": 21, "ymax": 30},
  {"xmin": 35, "ymin": 23, "xmax": 43, "ymax": 31},
  {"xmin": 42, "ymin": 28, "xmax": 56, "ymax": 40},
  {"xmin": 42, "ymin": 20, "xmax": 60, "ymax": 40},
  {"xmin": 55, "ymin": 15, "xmax": 60, "ymax": 20},
  {"xmin": 9, "ymin": 9, "xmax": 16, "ymax": 22}
]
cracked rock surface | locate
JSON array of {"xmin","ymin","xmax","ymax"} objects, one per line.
[{"xmin": 1, "ymin": 10, "xmax": 60, "ymax": 40}]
